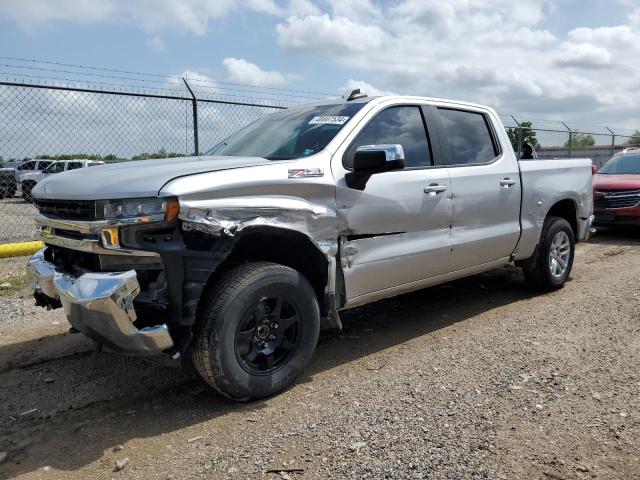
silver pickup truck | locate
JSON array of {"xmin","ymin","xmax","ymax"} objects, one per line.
[{"xmin": 27, "ymin": 94, "xmax": 594, "ymax": 400}]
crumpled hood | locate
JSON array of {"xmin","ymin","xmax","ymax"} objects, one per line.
[{"xmin": 33, "ymin": 156, "xmax": 276, "ymax": 200}]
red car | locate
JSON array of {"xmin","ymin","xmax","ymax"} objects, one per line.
[{"xmin": 593, "ymin": 151, "xmax": 640, "ymax": 226}]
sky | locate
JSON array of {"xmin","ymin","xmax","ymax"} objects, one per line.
[{"xmin": 0, "ymin": 0, "xmax": 639, "ymax": 131}]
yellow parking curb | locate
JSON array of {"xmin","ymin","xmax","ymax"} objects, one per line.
[{"xmin": 0, "ymin": 241, "xmax": 44, "ymax": 259}]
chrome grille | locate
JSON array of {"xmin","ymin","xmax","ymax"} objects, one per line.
[{"xmin": 594, "ymin": 189, "xmax": 640, "ymax": 209}]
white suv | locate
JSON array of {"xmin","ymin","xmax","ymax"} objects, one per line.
[
  {"xmin": 21, "ymin": 159, "xmax": 104, "ymax": 202},
  {"xmin": 14, "ymin": 159, "xmax": 55, "ymax": 182}
]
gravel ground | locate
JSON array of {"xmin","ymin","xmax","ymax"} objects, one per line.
[
  {"xmin": 0, "ymin": 257, "xmax": 31, "ymax": 284},
  {"xmin": 0, "ymin": 228, "xmax": 639, "ymax": 480},
  {"xmin": 0, "ymin": 197, "xmax": 38, "ymax": 245}
]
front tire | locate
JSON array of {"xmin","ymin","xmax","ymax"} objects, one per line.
[
  {"xmin": 192, "ymin": 262, "xmax": 321, "ymax": 401},
  {"xmin": 523, "ymin": 216, "xmax": 575, "ymax": 291}
]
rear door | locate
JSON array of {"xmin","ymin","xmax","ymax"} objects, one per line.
[
  {"xmin": 335, "ymin": 103, "xmax": 452, "ymax": 300},
  {"xmin": 433, "ymin": 107, "xmax": 521, "ymax": 270}
]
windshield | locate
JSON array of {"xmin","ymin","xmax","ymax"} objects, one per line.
[
  {"xmin": 206, "ymin": 102, "xmax": 366, "ymax": 160},
  {"xmin": 598, "ymin": 154, "xmax": 640, "ymax": 174}
]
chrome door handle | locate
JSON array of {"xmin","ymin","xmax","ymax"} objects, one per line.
[
  {"xmin": 424, "ymin": 184, "xmax": 448, "ymax": 195},
  {"xmin": 500, "ymin": 178, "xmax": 517, "ymax": 188}
]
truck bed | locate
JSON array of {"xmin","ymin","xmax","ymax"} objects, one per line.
[{"xmin": 516, "ymin": 158, "xmax": 594, "ymax": 259}]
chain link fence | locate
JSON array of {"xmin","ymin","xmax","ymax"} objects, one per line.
[
  {"xmin": 0, "ymin": 78, "xmax": 292, "ymax": 278},
  {"xmin": 1, "ymin": 77, "xmax": 639, "ymax": 279},
  {"xmin": 500, "ymin": 115, "xmax": 639, "ymax": 166}
]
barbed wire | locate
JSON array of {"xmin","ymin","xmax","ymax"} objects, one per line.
[{"xmin": 0, "ymin": 55, "xmax": 337, "ymax": 97}]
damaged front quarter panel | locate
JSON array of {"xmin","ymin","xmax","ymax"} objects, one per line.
[
  {"xmin": 161, "ymin": 159, "xmax": 347, "ymax": 328},
  {"xmin": 180, "ymin": 196, "xmax": 338, "ymax": 249}
]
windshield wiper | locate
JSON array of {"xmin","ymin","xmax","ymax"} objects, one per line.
[{"xmin": 264, "ymin": 155, "xmax": 296, "ymax": 160}]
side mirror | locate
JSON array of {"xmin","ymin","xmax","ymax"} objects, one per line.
[
  {"xmin": 352, "ymin": 144, "xmax": 405, "ymax": 174},
  {"xmin": 591, "ymin": 165, "xmax": 598, "ymax": 175}
]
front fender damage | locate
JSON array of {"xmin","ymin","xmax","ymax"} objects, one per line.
[{"xmin": 179, "ymin": 195, "xmax": 345, "ymax": 329}]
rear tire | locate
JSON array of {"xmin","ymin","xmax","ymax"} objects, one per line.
[
  {"xmin": 192, "ymin": 262, "xmax": 321, "ymax": 401},
  {"xmin": 523, "ymin": 216, "xmax": 575, "ymax": 291}
]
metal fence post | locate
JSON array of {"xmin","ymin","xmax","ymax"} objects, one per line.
[
  {"xmin": 561, "ymin": 121, "xmax": 572, "ymax": 159},
  {"xmin": 605, "ymin": 127, "xmax": 615, "ymax": 156},
  {"xmin": 183, "ymin": 78, "xmax": 199, "ymax": 156},
  {"xmin": 511, "ymin": 115, "xmax": 522, "ymax": 159}
]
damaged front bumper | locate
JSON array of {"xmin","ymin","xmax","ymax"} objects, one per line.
[{"xmin": 27, "ymin": 248, "xmax": 174, "ymax": 355}]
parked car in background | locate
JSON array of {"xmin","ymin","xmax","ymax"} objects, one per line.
[
  {"xmin": 593, "ymin": 151, "xmax": 640, "ymax": 226},
  {"xmin": 14, "ymin": 159, "xmax": 54, "ymax": 182},
  {"xmin": 21, "ymin": 159, "xmax": 104, "ymax": 202},
  {"xmin": 0, "ymin": 166, "xmax": 18, "ymax": 199}
]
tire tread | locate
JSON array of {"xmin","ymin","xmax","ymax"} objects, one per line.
[
  {"xmin": 523, "ymin": 216, "xmax": 574, "ymax": 291},
  {"xmin": 192, "ymin": 262, "xmax": 315, "ymax": 401}
]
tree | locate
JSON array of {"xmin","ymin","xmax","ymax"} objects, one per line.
[
  {"xmin": 36, "ymin": 153, "xmax": 102, "ymax": 160},
  {"xmin": 131, "ymin": 148, "xmax": 186, "ymax": 160},
  {"xmin": 565, "ymin": 133, "xmax": 595, "ymax": 148},
  {"xmin": 33, "ymin": 153, "xmax": 120, "ymax": 161},
  {"xmin": 627, "ymin": 130, "xmax": 640, "ymax": 147},
  {"xmin": 507, "ymin": 121, "xmax": 539, "ymax": 152}
]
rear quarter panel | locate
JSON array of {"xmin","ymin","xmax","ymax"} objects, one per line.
[{"xmin": 516, "ymin": 159, "xmax": 593, "ymax": 259}]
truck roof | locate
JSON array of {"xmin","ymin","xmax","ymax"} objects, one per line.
[{"xmin": 302, "ymin": 94, "xmax": 496, "ymax": 114}]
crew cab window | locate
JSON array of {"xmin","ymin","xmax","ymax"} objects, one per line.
[
  {"xmin": 437, "ymin": 109, "xmax": 498, "ymax": 165},
  {"xmin": 20, "ymin": 161, "xmax": 36, "ymax": 171},
  {"xmin": 67, "ymin": 162, "xmax": 83, "ymax": 170},
  {"xmin": 344, "ymin": 106, "xmax": 432, "ymax": 169}
]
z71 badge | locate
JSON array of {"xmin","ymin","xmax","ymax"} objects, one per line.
[{"xmin": 288, "ymin": 168, "xmax": 324, "ymax": 178}]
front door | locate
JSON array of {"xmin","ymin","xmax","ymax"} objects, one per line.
[{"xmin": 334, "ymin": 104, "xmax": 453, "ymax": 301}]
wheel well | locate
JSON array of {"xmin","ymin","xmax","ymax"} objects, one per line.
[
  {"xmin": 209, "ymin": 227, "xmax": 330, "ymax": 315},
  {"xmin": 547, "ymin": 199, "xmax": 578, "ymax": 239}
]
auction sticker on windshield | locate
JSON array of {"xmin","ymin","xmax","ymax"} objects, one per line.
[{"xmin": 308, "ymin": 116, "xmax": 350, "ymax": 125}]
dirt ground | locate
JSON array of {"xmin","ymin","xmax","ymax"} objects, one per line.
[{"xmin": 0, "ymin": 228, "xmax": 639, "ymax": 480}]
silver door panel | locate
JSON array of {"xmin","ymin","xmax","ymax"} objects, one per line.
[
  {"xmin": 449, "ymin": 156, "xmax": 521, "ymax": 269},
  {"xmin": 341, "ymin": 227, "xmax": 451, "ymax": 299},
  {"xmin": 337, "ymin": 168, "xmax": 452, "ymax": 299}
]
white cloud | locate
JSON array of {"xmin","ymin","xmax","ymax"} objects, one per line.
[
  {"xmin": 554, "ymin": 42, "xmax": 611, "ymax": 69},
  {"xmin": 0, "ymin": 0, "xmax": 322, "ymax": 34},
  {"xmin": 222, "ymin": 58, "xmax": 289, "ymax": 87},
  {"xmin": 246, "ymin": 0, "xmax": 320, "ymax": 16},
  {"xmin": 276, "ymin": 14, "xmax": 389, "ymax": 54},
  {"xmin": 275, "ymin": 1, "xmax": 640, "ymax": 127},
  {"xmin": 145, "ymin": 35, "xmax": 166, "ymax": 52},
  {"xmin": 2, "ymin": 0, "xmax": 640, "ymax": 128},
  {"xmin": 0, "ymin": 0, "xmax": 239, "ymax": 34},
  {"xmin": 340, "ymin": 79, "xmax": 397, "ymax": 98}
]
